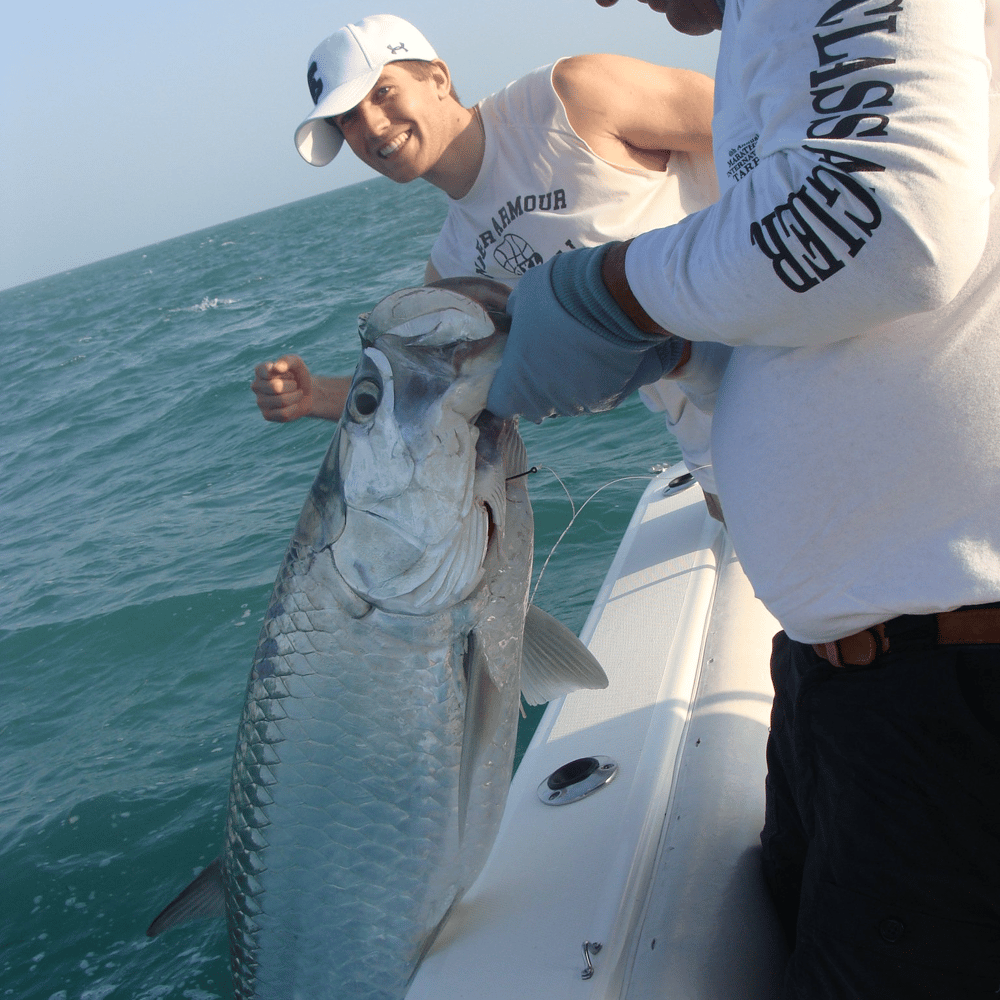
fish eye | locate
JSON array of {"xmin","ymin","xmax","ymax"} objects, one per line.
[{"xmin": 347, "ymin": 378, "xmax": 381, "ymax": 422}]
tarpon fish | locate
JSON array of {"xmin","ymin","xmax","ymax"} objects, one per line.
[{"xmin": 147, "ymin": 277, "xmax": 608, "ymax": 999}]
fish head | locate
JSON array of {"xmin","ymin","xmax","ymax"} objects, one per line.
[{"xmin": 333, "ymin": 279, "xmax": 515, "ymax": 615}]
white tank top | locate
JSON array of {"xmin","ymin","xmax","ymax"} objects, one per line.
[
  {"xmin": 430, "ymin": 61, "xmax": 721, "ymax": 491},
  {"xmin": 431, "ymin": 61, "xmax": 718, "ymax": 283}
]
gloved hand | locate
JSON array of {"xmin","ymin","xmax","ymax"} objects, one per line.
[{"xmin": 486, "ymin": 243, "xmax": 685, "ymax": 422}]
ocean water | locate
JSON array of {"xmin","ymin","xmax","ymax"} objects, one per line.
[{"xmin": 0, "ymin": 176, "xmax": 683, "ymax": 999}]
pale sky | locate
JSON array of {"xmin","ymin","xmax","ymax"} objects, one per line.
[{"xmin": 0, "ymin": 1, "xmax": 719, "ymax": 291}]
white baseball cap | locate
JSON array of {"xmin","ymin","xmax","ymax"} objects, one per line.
[{"xmin": 294, "ymin": 14, "xmax": 439, "ymax": 167}]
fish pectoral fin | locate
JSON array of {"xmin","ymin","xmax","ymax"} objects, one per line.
[
  {"xmin": 520, "ymin": 605, "xmax": 609, "ymax": 707},
  {"xmin": 146, "ymin": 855, "xmax": 226, "ymax": 937}
]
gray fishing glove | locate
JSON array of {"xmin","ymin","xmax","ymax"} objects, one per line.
[{"xmin": 486, "ymin": 243, "xmax": 685, "ymax": 422}]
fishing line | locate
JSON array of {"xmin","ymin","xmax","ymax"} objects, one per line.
[
  {"xmin": 529, "ymin": 468, "xmax": 655, "ymax": 605},
  {"xmin": 514, "ymin": 467, "xmax": 654, "ymax": 721},
  {"xmin": 514, "ymin": 463, "xmax": 697, "ymax": 718}
]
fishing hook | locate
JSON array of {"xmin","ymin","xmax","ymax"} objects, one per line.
[{"xmin": 505, "ymin": 466, "xmax": 538, "ymax": 482}]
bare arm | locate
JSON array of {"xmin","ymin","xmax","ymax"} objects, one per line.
[
  {"xmin": 253, "ymin": 265, "xmax": 444, "ymax": 424},
  {"xmin": 552, "ymin": 54, "xmax": 713, "ymax": 172},
  {"xmin": 252, "ymin": 355, "xmax": 350, "ymax": 423}
]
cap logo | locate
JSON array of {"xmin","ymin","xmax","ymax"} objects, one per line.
[
  {"xmin": 387, "ymin": 42, "xmax": 408, "ymax": 54},
  {"xmin": 307, "ymin": 61, "xmax": 324, "ymax": 104}
]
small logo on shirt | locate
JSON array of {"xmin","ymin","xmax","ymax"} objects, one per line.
[
  {"xmin": 472, "ymin": 190, "xmax": 568, "ymax": 274},
  {"xmin": 493, "ymin": 234, "xmax": 543, "ymax": 276},
  {"xmin": 727, "ymin": 136, "xmax": 759, "ymax": 182}
]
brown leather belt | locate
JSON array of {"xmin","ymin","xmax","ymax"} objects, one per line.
[{"xmin": 812, "ymin": 605, "xmax": 1000, "ymax": 668}]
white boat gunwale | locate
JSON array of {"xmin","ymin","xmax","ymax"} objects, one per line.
[{"xmin": 408, "ymin": 464, "xmax": 788, "ymax": 1000}]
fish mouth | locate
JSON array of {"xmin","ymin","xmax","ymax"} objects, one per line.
[{"xmin": 378, "ymin": 131, "xmax": 411, "ymax": 159}]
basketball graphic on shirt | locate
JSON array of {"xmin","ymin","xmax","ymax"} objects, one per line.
[{"xmin": 493, "ymin": 234, "xmax": 543, "ymax": 276}]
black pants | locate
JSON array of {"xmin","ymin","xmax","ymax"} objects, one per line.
[{"xmin": 761, "ymin": 626, "xmax": 1000, "ymax": 998}]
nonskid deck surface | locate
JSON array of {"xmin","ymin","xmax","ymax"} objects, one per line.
[{"xmin": 408, "ymin": 466, "xmax": 788, "ymax": 1000}]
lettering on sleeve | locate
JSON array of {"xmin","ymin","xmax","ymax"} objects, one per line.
[{"xmin": 750, "ymin": 0, "xmax": 902, "ymax": 292}]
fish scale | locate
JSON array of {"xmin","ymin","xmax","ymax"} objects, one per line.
[{"xmin": 227, "ymin": 575, "xmax": 475, "ymax": 998}]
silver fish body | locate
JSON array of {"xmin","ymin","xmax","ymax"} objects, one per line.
[
  {"xmin": 147, "ymin": 279, "xmax": 607, "ymax": 998},
  {"xmin": 226, "ymin": 283, "xmax": 532, "ymax": 999}
]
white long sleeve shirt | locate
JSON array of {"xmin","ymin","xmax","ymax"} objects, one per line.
[{"xmin": 629, "ymin": 0, "xmax": 1000, "ymax": 642}]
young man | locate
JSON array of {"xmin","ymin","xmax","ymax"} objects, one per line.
[
  {"xmin": 489, "ymin": 0, "xmax": 1000, "ymax": 996},
  {"xmin": 253, "ymin": 13, "xmax": 724, "ymax": 500}
]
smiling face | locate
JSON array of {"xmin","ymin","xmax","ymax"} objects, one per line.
[{"xmin": 329, "ymin": 61, "xmax": 459, "ymax": 184}]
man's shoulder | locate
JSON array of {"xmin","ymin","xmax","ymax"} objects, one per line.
[{"xmin": 483, "ymin": 62, "xmax": 560, "ymax": 126}]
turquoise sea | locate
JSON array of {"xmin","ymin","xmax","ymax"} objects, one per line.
[{"xmin": 0, "ymin": 176, "xmax": 683, "ymax": 999}]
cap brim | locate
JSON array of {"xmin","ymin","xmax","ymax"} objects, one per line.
[
  {"xmin": 294, "ymin": 119, "xmax": 343, "ymax": 167},
  {"xmin": 293, "ymin": 68, "xmax": 381, "ymax": 166}
]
